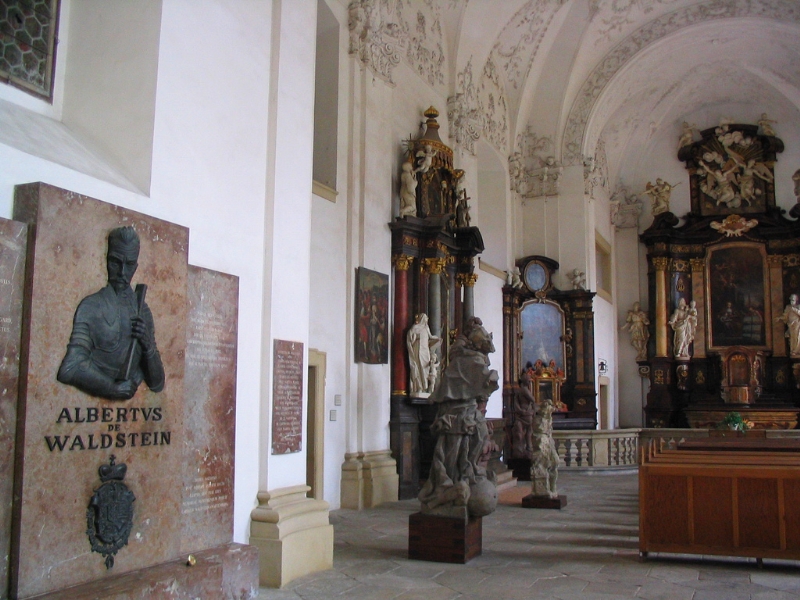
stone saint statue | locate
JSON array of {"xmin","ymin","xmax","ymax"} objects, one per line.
[
  {"xmin": 621, "ymin": 301, "xmax": 650, "ymax": 362},
  {"xmin": 530, "ymin": 396, "xmax": 559, "ymax": 499},
  {"xmin": 57, "ymin": 226, "xmax": 165, "ymax": 400},
  {"xmin": 669, "ymin": 298, "xmax": 696, "ymax": 359},
  {"xmin": 779, "ymin": 294, "xmax": 800, "ymax": 357},
  {"xmin": 418, "ymin": 316, "xmax": 500, "ymax": 519},
  {"xmin": 510, "ymin": 371, "xmax": 537, "ymax": 460},
  {"xmin": 568, "ymin": 268, "xmax": 586, "ymax": 290},
  {"xmin": 399, "ymin": 160, "xmax": 417, "ymax": 218},
  {"xmin": 406, "ymin": 313, "xmax": 441, "ymax": 398}
]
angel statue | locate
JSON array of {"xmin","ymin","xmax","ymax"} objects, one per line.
[
  {"xmin": 621, "ymin": 301, "xmax": 650, "ymax": 362},
  {"xmin": 758, "ymin": 113, "xmax": 777, "ymax": 137},
  {"xmin": 643, "ymin": 179, "xmax": 678, "ymax": 215}
]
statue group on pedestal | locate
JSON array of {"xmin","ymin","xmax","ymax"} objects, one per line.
[
  {"xmin": 406, "ymin": 313, "xmax": 442, "ymax": 398},
  {"xmin": 417, "ymin": 317, "xmax": 499, "ymax": 519}
]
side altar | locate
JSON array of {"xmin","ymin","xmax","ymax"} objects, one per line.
[
  {"xmin": 640, "ymin": 120, "xmax": 800, "ymax": 429},
  {"xmin": 500, "ymin": 255, "xmax": 597, "ymax": 478},
  {"xmin": 388, "ymin": 107, "xmax": 487, "ymax": 500}
]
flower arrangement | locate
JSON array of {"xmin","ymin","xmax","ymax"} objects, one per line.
[{"xmin": 718, "ymin": 412, "xmax": 754, "ymax": 432}]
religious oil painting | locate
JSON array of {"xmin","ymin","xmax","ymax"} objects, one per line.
[
  {"xmin": 706, "ymin": 243, "xmax": 770, "ymax": 350},
  {"xmin": 519, "ymin": 300, "xmax": 565, "ymax": 372},
  {"xmin": 355, "ymin": 267, "xmax": 389, "ymax": 364}
]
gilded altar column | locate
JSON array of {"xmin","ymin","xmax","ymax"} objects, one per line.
[
  {"xmin": 769, "ymin": 254, "xmax": 787, "ymax": 357},
  {"xmin": 423, "ymin": 257, "xmax": 447, "ymax": 338},
  {"xmin": 690, "ymin": 259, "xmax": 707, "ymax": 358},
  {"xmin": 461, "ymin": 272, "xmax": 477, "ymax": 324},
  {"xmin": 391, "ymin": 254, "xmax": 413, "ymax": 395},
  {"xmin": 653, "ymin": 257, "xmax": 670, "ymax": 357}
]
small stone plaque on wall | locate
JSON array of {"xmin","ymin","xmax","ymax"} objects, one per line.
[{"xmin": 271, "ymin": 339, "xmax": 303, "ymax": 454}]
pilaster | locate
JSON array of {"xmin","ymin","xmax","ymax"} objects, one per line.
[{"xmin": 340, "ymin": 450, "xmax": 399, "ymax": 509}]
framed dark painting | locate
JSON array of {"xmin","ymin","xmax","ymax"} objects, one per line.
[
  {"xmin": 706, "ymin": 242, "xmax": 771, "ymax": 350},
  {"xmin": 355, "ymin": 267, "xmax": 389, "ymax": 364},
  {"xmin": 518, "ymin": 300, "xmax": 566, "ymax": 372}
]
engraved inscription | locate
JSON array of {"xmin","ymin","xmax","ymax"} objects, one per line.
[
  {"xmin": 181, "ymin": 475, "xmax": 230, "ymax": 514},
  {"xmin": 186, "ymin": 314, "xmax": 235, "ymax": 369},
  {"xmin": 272, "ymin": 340, "xmax": 303, "ymax": 454}
]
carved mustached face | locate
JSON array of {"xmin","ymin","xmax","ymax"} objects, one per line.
[{"xmin": 107, "ymin": 246, "xmax": 139, "ymax": 293}]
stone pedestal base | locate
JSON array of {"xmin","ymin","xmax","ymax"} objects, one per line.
[
  {"xmin": 340, "ymin": 450, "xmax": 399, "ymax": 509},
  {"xmin": 35, "ymin": 543, "xmax": 258, "ymax": 599},
  {"xmin": 249, "ymin": 485, "xmax": 333, "ymax": 588},
  {"xmin": 408, "ymin": 513, "xmax": 482, "ymax": 564},
  {"xmin": 521, "ymin": 494, "xmax": 567, "ymax": 509}
]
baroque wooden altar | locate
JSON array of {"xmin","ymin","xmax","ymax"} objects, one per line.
[
  {"xmin": 640, "ymin": 121, "xmax": 800, "ymax": 429},
  {"xmin": 389, "ymin": 107, "xmax": 486, "ymax": 499},
  {"xmin": 502, "ymin": 255, "xmax": 598, "ymax": 477}
]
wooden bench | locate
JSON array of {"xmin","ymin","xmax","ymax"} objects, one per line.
[{"xmin": 639, "ymin": 438, "xmax": 800, "ymax": 564}]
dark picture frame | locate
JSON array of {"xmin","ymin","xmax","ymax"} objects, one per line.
[
  {"xmin": 355, "ymin": 267, "xmax": 389, "ymax": 364},
  {"xmin": 706, "ymin": 242, "xmax": 771, "ymax": 350}
]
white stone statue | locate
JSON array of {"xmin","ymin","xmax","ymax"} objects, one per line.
[
  {"xmin": 621, "ymin": 301, "xmax": 650, "ymax": 362},
  {"xmin": 779, "ymin": 294, "xmax": 800, "ymax": 358},
  {"xmin": 414, "ymin": 144, "xmax": 437, "ymax": 174},
  {"xmin": 759, "ymin": 113, "xmax": 777, "ymax": 137},
  {"xmin": 407, "ymin": 313, "xmax": 441, "ymax": 397},
  {"xmin": 530, "ymin": 397, "xmax": 558, "ymax": 499},
  {"xmin": 678, "ymin": 121, "xmax": 697, "ymax": 150},
  {"xmin": 669, "ymin": 298, "xmax": 696, "ymax": 359},
  {"xmin": 399, "ymin": 160, "xmax": 417, "ymax": 218},
  {"xmin": 568, "ymin": 269, "xmax": 585, "ymax": 290},
  {"xmin": 643, "ymin": 178, "xmax": 678, "ymax": 215},
  {"xmin": 505, "ymin": 266, "xmax": 523, "ymax": 289}
]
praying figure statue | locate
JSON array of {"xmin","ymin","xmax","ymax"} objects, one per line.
[
  {"xmin": 621, "ymin": 301, "xmax": 650, "ymax": 362},
  {"xmin": 418, "ymin": 317, "xmax": 500, "ymax": 519},
  {"xmin": 58, "ymin": 226, "xmax": 165, "ymax": 400}
]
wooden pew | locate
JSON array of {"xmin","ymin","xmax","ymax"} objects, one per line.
[{"xmin": 639, "ymin": 438, "xmax": 800, "ymax": 563}]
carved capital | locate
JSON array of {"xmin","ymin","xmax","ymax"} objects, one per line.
[
  {"xmin": 690, "ymin": 258, "xmax": 705, "ymax": 272},
  {"xmin": 456, "ymin": 273, "xmax": 478, "ymax": 287},
  {"xmin": 421, "ymin": 257, "xmax": 448, "ymax": 275},
  {"xmin": 392, "ymin": 254, "xmax": 414, "ymax": 271},
  {"xmin": 652, "ymin": 257, "xmax": 669, "ymax": 271}
]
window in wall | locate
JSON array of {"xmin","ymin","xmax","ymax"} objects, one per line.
[
  {"xmin": 596, "ymin": 233, "xmax": 612, "ymax": 302},
  {"xmin": 0, "ymin": 0, "xmax": 60, "ymax": 100},
  {"xmin": 312, "ymin": 0, "xmax": 339, "ymax": 202}
]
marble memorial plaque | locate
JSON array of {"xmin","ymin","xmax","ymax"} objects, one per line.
[
  {"xmin": 10, "ymin": 183, "xmax": 189, "ymax": 598},
  {"xmin": 181, "ymin": 265, "xmax": 239, "ymax": 552},
  {"xmin": 0, "ymin": 217, "xmax": 27, "ymax": 598},
  {"xmin": 271, "ymin": 339, "xmax": 303, "ymax": 454}
]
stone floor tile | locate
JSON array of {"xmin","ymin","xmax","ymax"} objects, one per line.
[
  {"xmin": 752, "ymin": 591, "xmax": 800, "ymax": 600},
  {"xmin": 646, "ymin": 563, "xmax": 700, "ymax": 583},
  {"xmin": 751, "ymin": 571, "xmax": 800, "ymax": 592},
  {"xmin": 337, "ymin": 583, "xmax": 406, "ymax": 599},
  {"xmin": 582, "ymin": 581, "xmax": 641, "ymax": 596},
  {"xmin": 634, "ymin": 579, "xmax": 697, "ymax": 600},
  {"xmin": 394, "ymin": 586, "xmax": 463, "ymax": 600},
  {"xmin": 528, "ymin": 574, "xmax": 589, "ymax": 595},
  {"xmin": 340, "ymin": 559, "xmax": 401, "ymax": 578}
]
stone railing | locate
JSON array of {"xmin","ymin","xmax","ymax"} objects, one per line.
[
  {"xmin": 552, "ymin": 429, "xmax": 641, "ymax": 469},
  {"xmin": 551, "ymin": 428, "xmax": 800, "ymax": 470}
]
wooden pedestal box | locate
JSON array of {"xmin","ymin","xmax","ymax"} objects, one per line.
[{"xmin": 408, "ymin": 513, "xmax": 482, "ymax": 564}]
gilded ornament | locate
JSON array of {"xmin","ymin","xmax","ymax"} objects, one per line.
[
  {"xmin": 652, "ymin": 257, "xmax": 669, "ymax": 271},
  {"xmin": 690, "ymin": 259, "xmax": 705, "ymax": 272},
  {"xmin": 392, "ymin": 255, "xmax": 414, "ymax": 271}
]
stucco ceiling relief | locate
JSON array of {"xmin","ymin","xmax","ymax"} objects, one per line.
[
  {"xmin": 561, "ymin": 0, "xmax": 800, "ymax": 167},
  {"xmin": 479, "ymin": 57, "xmax": 509, "ymax": 153},
  {"xmin": 610, "ymin": 185, "xmax": 643, "ymax": 229},
  {"xmin": 347, "ymin": 0, "xmax": 447, "ymax": 88},
  {"xmin": 448, "ymin": 58, "xmax": 482, "ymax": 154}
]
